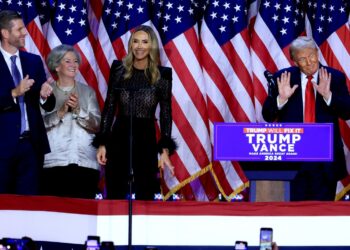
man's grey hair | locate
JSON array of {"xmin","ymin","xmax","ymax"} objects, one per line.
[{"xmin": 289, "ymin": 36, "xmax": 318, "ymax": 60}]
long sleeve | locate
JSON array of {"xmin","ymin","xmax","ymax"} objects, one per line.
[
  {"xmin": 157, "ymin": 66, "xmax": 177, "ymax": 155},
  {"xmin": 328, "ymin": 69, "xmax": 350, "ymax": 120},
  {"xmin": 0, "ymin": 84, "xmax": 17, "ymax": 113},
  {"xmin": 26, "ymin": 53, "xmax": 56, "ymax": 112},
  {"xmin": 40, "ymin": 94, "xmax": 56, "ymax": 112},
  {"xmin": 262, "ymin": 95, "xmax": 279, "ymax": 122},
  {"xmin": 74, "ymin": 85, "xmax": 101, "ymax": 133},
  {"xmin": 93, "ymin": 60, "xmax": 123, "ymax": 147},
  {"xmin": 42, "ymin": 82, "xmax": 100, "ymax": 133},
  {"xmin": 42, "ymin": 82, "xmax": 100, "ymax": 170}
]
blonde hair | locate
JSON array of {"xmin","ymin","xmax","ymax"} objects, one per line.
[{"xmin": 123, "ymin": 25, "xmax": 160, "ymax": 84}]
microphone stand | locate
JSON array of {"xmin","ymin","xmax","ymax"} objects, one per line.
[
  {"xmin": 115, "ymin": 86, "xmax": 136, "ymax": 250},
  {"xmin": 127, "ymin": 89, "xmax": 134, "ymax": 250},
  {"xmin": 116, "ymin": 87, "xmax": 144, "ymax": 250},
  {"xmin": 264, "ymin": 70, "xmax": 278, "ymax": 98}
]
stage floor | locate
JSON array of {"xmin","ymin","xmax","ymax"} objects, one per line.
[{"xmin": 1, "ymin": 195, "xmax": 350, "ymax": 249}]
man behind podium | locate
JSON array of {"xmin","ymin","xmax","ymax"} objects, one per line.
[
  {"xmin": 262, "ymin": 36, "xmax": 350, "ymax": 201},
  {"xmin": 0, "ymin": 10, "xmax": 55, "ymax": 194}
]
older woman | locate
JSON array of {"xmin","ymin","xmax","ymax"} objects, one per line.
[{"xmin": 41, "ymin": 44, "xmax": 101, "ymax": 199}]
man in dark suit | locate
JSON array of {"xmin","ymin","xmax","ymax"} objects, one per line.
[
  {"xmin": 0, "ymin": 10, "xmax": 55, "ymax": 194},
  {"xmin": 262, "ymin": 36, "xmax": 350, "ymax": 201}
]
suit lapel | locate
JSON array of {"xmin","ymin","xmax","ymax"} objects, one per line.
[
  {"xmin": 0, "ymin": 52, "xmax": 16, "ymax": 89},
  {"xmin": 19, "ymin": 51, "xmax": 28, "ymax": 78}
]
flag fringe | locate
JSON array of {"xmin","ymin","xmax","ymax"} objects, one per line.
[
  {"xmin": 161, "ymin": 163, "xmax": 213, "ymax": 201},
  {"xmin": 335, "ymin": 183, "xmax": 350, "ymax": 201},
  {"xmin": 210, "ymin": 167, "xmax": 250, "ymax": 201}
]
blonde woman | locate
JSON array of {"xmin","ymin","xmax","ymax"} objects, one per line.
[{"xmin": 94, "ymin": 25, "xmax": 176, "ymax": 200}]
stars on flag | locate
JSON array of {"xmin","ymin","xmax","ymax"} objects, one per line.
[
  {"xmin": 307, "ymin": 0, "xmax": 348, "ymax": 44},
  {"xmin": 259, "ymin": 0, "xmax": 304, "ymax": 48},
  {"xmin": 101, "ymin": 0, "xmax": 150, "ymax": 41},
  {"xmin": 204, "ymin": 0, "xmax": 248, "ymax": 45},
  {"xmin": 50, "ymin": 0, "xmax": 89, "ymax": 44},
  {"xmin": 150, "ymin": 0, "xmax": 203, "ymax": 44}
]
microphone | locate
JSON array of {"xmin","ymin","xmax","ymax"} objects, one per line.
[{"xmin": 264, "ymin": 70, "xmax": 277, "ymax": 97}]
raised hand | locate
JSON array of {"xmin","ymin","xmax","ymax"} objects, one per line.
[
  {"xmin": 13, "ymin": 75, "xmax": 34, "ymax": 97},
  {"xmin": 40, "ymin": 77, "xmax": 54, "ymax": 99},
  {"xmin": 57, "ymin": 99, "xmax": 70, "ymax": 119},
  {"xmin": 315, "ymin": 67, "xmax": 332, "ymax": 101},
  {"xmin": 277, "ymin": 71, "xmax": 298, "ymax": 104},
  {"xmin": 67, "ymin": 92, "xmax": 79, "ymax": 112}
]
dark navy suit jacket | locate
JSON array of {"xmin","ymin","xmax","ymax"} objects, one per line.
[
  {"xmin": 262, "ymin": 66, "xmax": 350, "ymax": 181},
  {"xmin": 0, "ymin": 50, "xmax": 55, "ymax": 159}
]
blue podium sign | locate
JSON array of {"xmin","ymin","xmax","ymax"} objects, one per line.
[{"xmin": 214, "ymin": 123, "xmax": 333, "ymax": 162}]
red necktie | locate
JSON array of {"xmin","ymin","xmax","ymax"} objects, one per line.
[{"xmin": 304, "ymin": 75, "xmax": 315, "ymax": 123}]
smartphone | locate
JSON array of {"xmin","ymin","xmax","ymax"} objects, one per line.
[
  {"xmin": 100, "ymin": 241, "xmax": 115, "ymax": 250},
  {"xmin": 235, "ymin": 240, "xmax": 248, "ymax": 250},
  {"xmin": 86, "ymin": 239, "xmax": 100, "ymax": 250},
  {"xmin": 259, "ymin": 227, "xmax": 273, "ymax": 250},
  {"xmin": 86, "ymin": 235, "xmax": 100, "ymax": 250}
]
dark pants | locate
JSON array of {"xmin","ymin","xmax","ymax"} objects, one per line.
[
  {"xmin": 41, "ymin": 164, "xmax": 100, "ymax": 199},
  {"xmin": 105, "ymin": 117, "xmax": 160, "ymax": 200},
  {"xmin": 0, "ymin": 138, "xmax": 39, "ymax": 195},
  {"xmin": 105, "ymin": 161, "xmax": 160, "ymax": 200},
  {"xmin": 290, "ymin": 164, "xmax": 337, "ymax": 201}
]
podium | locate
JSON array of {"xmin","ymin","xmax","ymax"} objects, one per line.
[
  {"xmin": 214, "ymin": 123, "xmax": 334, "ymax": 202},
  {"xmin": 240, "ymin": 162, "xmax": 298, "ymax": 201}
]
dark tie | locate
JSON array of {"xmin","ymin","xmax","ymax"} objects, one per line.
[
  {"xmin": 304, "ymin": 75, "xmax": 315, "ymax": 123},
  {"xmin": 10, "ymin": 55, "xmax": 26, "ymax": 133}
]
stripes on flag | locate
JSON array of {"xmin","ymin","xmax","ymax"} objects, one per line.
[
  {"xmin": 250, "ymin": 0, "xmax": 305, "ymax": 122},
  {"xmin": 3, "ymin": 0, "xmax": 349, "ymax": 201},
  {"xmin": 305, "ymin": 0, "xmax": 350, "ymax": 200},
  {"xmin": 199, "ymin": 0, "xmax": 253, "ymax": 199},
  {"xmin": 151, "ymin": 0, "xmax": 219, "ymax": 200},
  {"xmin": 45, "ymin": 0, "xmax": 104, "ymax": 108}
]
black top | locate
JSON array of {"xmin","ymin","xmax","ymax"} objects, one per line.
[{"xmin": 94, "ymin": 60, "xmax": 176, "ymax": 154}]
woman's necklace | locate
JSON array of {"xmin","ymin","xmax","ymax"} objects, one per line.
[{"xmin": 56, "ymin": 81, "xmax": 76, "ymax": 96}]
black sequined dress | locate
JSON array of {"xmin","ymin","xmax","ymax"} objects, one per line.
[{"xmin": 94, "ymin": 60, "xmax": 176, "ymax": 200}]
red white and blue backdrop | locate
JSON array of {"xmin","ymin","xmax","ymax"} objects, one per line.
[
  {"xmin": 1, "ymin": 0, "xmax": 349, "ymax": 201},
  {"xmin": 1, "ymin": 195, "xmax": 350, "ymax": 249}
]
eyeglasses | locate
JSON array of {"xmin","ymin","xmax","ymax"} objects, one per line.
[{"xmin": 295, "ymin": 53, "xmax": 318, "ymax": 65}]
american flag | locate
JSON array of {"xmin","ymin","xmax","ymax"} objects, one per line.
[
  {"xmin": 96, "ymin": 0, "xmax": 151, "ymax": 82},
  {"xmin": 3, "ymin": 0, "xmax": 350, "ymax": 200},
  {"xmin": 47, "ymin": 0, "xmax": 104, "ymax": 107},
  {"xmin": 200, "ymin": 0, "xmax": 254, "ymax": 199},
  {"xmin": 150, "ymin": 0, "xmax": 218, "ymax": 200},
  {"xmin": 250, "ymin": 0, "xmax": 350, "ymax": 200},
  {"xmin": 305, "ymin": 0, "xmax": 350, "ymax": 200},
  {"xmin": 0, "ymin": 0, "xmax": 51, "ymax": 66},
  {"xmin": 250, "ymin": 0, "xmax": 305, "ymax": 122}
]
